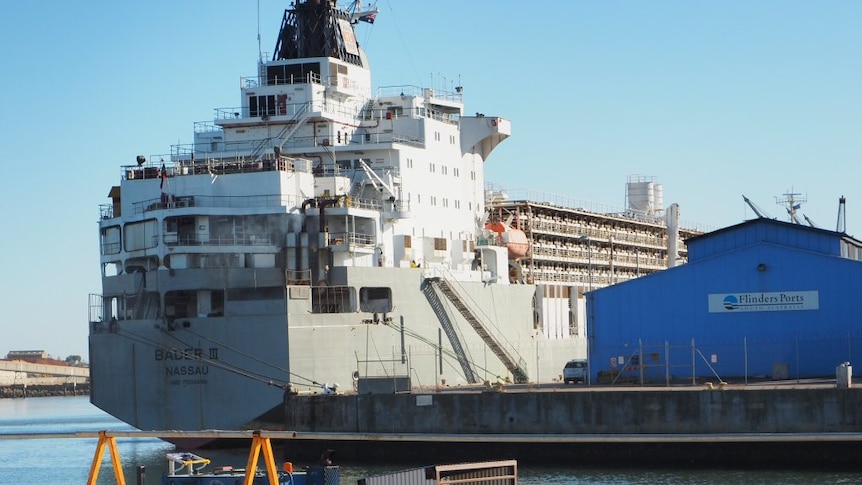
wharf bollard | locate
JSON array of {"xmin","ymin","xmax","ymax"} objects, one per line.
[{"xmin": 837, "ymin": 362, "xmax": 852, "ymax": 388}]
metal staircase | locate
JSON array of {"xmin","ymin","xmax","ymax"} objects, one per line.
[
  {"xmin": 427, "ymin": 278, "xmax": 530, "ymax": 384},
  {"xmin": 421, "ymin": 281, "xmax": 478, "ymax": 383},
  {"xmin": 251, "ymin": 102, "xmax": 313, "ymax": 161},
  {"xmin": 132, "ymin": 272, "xmax": 157, "ymax": 320}
]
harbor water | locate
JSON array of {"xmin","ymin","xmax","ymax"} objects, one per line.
[{"xmin": 2, "ymin": 395, "xmax": 862, "ymax": 484}]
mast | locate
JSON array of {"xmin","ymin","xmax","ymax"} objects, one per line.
[{"xmin": 775, "ymin": 191, "xmax": 806, "ymax": 224}]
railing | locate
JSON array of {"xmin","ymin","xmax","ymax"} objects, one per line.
[
  {"xmin": 326, "ymin": 231, "xmax": 375, "ymax": 248},
  {"xmin": 240, "ymin": 70, "xmax": 323, "ymax": 89},
  {"xmin": 377, "ymin": 84, "xmax": 464, "ymax": 104},
  {"xmin": 212, "ymin": 98, "xmax": 363, "ymax": 123},
  {"xmin": 132, "ymin": 193, "xmax": 302, "ymax": 215},
  {"xmin": 163, "ymin": 232, "xmax": 276, "ymax": 247},
  {"xmin": 123, "ymin": 156, "xmax": 311, "ymax": 183}
]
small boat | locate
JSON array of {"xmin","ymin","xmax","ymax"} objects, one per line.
[{"xmin": 162, "ymin": 451, "xmax": 339, "ymax": 485}]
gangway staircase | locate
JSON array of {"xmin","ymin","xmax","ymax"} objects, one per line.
[
  {"xmin": 425, "ymin": 278, "xmax": 530, "ymax": 384},
  {"xmin": 422, "ymin": 280, "xmax": 478, "ymax": 384},
  {"xmin": 251, "ymin": 102, "xmax": 313, "ymax": 161}
]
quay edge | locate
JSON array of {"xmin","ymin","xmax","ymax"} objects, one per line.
[{"xmin": 280, "ymin": 386, "xmax": 862, "ymax": 469}]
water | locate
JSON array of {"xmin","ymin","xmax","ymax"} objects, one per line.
[{"xmin": 1, "ymin": 396, "xmax": 862, "ymax": 484}]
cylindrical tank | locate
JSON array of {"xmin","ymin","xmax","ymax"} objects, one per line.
[
  {"xmin": 627, "ymin": 181, "xmax": 654, "ymax": 214},
  {"xmin": 654, "ymin": 184, "xmax": 664, "ymax": 214}
]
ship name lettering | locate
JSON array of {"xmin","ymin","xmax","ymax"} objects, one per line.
[
  {"xmin": 165, "ymin": 365, "xmax": 209, "ymax": 377},
  {"xmin": 155, "ymin": 348, "xmax": 208, "ymax": 361}
]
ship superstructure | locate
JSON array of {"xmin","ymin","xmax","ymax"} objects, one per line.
[{"xmin": 89, "ymin": 1, "xmax": 700, "ymax": 435}]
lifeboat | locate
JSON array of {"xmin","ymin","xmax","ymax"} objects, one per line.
[{"xmin": 485, "ymin": 221, "xmax": 529, "ymax": 259}]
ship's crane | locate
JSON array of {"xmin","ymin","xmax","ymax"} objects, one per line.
[{"xmin": 742, "ymin": 195, "xmax": 772, "ymax": 219}]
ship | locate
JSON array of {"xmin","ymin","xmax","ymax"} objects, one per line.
[{"xmin": 89, "ymin": 0, "xmax": 700, "ymax": 437}]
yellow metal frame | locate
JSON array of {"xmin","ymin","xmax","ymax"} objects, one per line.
[
  {"xmin": 87, "ymin": 431, "xmax": 125, "ymax": 485},
  {"xmin": 86, "ymin": 430, "xmax": 280, "ymax": 485},
  {"xmin": 244, "ymin": 431, "xmax": 280, "ymax": 485}
]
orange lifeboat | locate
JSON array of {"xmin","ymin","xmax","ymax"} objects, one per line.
[{"xmin": 485, "ymin": 221, "xmax": 529, "ymax": 259}]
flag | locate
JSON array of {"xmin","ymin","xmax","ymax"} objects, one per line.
[
  {"xmin": 160, "ymin": 164, "xmax": 167, "ymax": 190},
  {"xmin": 359, "ymin": 13, "xmax": 376, "ymax": 24}
]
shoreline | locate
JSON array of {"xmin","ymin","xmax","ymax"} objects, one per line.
[{"xmin": 0, "ymin": 384, "xmax": 90, "ymax": 399}]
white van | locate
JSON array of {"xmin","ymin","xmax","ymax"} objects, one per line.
[{"xmin": 563, "ymin": 359, "xmax": 588, "ymax": 384}]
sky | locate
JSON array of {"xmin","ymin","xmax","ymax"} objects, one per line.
[{"xmin": 0, "ymin": 1, "xmax": 860, "ymax": 360}]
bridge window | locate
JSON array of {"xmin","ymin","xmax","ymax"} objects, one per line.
[
  {"xmin": 124, "ymin": 219, "xmax": 158, "ymax": 251},
  {"xmin": 101, "ymin": 225, "xmax": 121, "ymax": 255}
]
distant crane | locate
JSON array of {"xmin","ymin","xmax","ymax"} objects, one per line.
[
  {"xmin": 837, "ymin": 196, "xmax": 847, "ymax": 233},
  {"xmin": 742, "ymin": 195, "xmax": 772, "ymax": 219}
]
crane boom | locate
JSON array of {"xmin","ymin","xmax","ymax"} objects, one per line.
[{"xmin": 742, "ymin": 195, "xmax": 769, "ymax": 219}]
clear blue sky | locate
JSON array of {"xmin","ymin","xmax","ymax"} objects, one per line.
[{"xmin": 1, "ymin": 1, "xmax": 859, "ymax": 360}]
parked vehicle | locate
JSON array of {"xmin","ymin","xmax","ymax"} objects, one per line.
[{"xmin": 563, "ymin": 360, "xmax": 588, "ymax": 384}]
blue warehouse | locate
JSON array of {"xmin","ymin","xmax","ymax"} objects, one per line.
[{"xmin": 588, "ymin": 217, "xmax": 862, "ymax": 384}]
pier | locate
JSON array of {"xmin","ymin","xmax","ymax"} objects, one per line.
[
  {"xmin": 0, "ymin": 360, "xmax": 89, "ymax": 397},
  {"xmin": 280, "ymin": 382, "xmax": 862, "ymax": 468}
]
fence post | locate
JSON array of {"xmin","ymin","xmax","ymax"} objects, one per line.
[
  {"xmin": 691, "ymin": 338, "xmax": 696, "ymax": 385},
  {"xmin": 665, "ymin": 341, "xmax": 670, "ymax": 387},
  {"xmin": 639, "ymin": 339, "xmax": 644, "ymax": 387},
  {"xmin": 796, "ymin": 335, "xmax": 800, "ymax": 383}
]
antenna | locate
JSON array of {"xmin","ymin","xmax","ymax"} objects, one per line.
[
  {"xmin": 257, "ymin": 0, "xmax": 262, "ymax": 62},
  {"xmin": 775, "ymin": 190, "xmax": 806, "ymax": 224}
]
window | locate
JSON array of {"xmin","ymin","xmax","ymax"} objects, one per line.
[
  {"xmin": 266, "ymin": 62, "xmax": 321, "ymax": 85},
  {"xmin": 249, "ymin": 95, "xmax": 277, "ymax": 117},
  {"xmin": 124, "ymin": 219, "xmax": 158, "ymax": 251},
  {"xmin": 360, "ymin": 287, "xmax": 392, "ymax": 313},
  {"xmin": 101, "ymin": 226, "xmax": 121, "ymax": 255},
  {"xmin": 312, "ymin": 286, "xmax": 356, "ymax": 313}
]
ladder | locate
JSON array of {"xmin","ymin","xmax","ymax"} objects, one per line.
[
  {"xmin": 421, "ymin": 281, "xmax": 478, "ymax": 383},
  {"xmin": 427, "ymin": 278, "xmax": 529, "ymax": 383}
]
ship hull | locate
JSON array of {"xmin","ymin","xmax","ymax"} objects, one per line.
[{"xmin": 90, "ymin": 267, "xmax": 583, "ymax": 434}]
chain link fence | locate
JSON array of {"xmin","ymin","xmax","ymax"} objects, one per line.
[{"xmin": 592, "ymin": 333, "xmax": 859, "ymax": 386}]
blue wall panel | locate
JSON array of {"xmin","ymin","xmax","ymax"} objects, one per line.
[{"xmin": 590, "ymin": 220, "xmax": 862, "ymax": 382}]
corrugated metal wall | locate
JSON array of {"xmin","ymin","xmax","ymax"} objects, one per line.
[{"xmin": 590, "ymin": 219, "xmax": 862, "ymax": 381}]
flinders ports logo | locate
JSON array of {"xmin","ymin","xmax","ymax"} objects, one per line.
[
  {"xmin": 723, "ymin": 295, "xmax": 738, "ymax": 310},
  {"xmin": 709, "ymin": 291, "xmax": 819, "ymax": 313}
]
